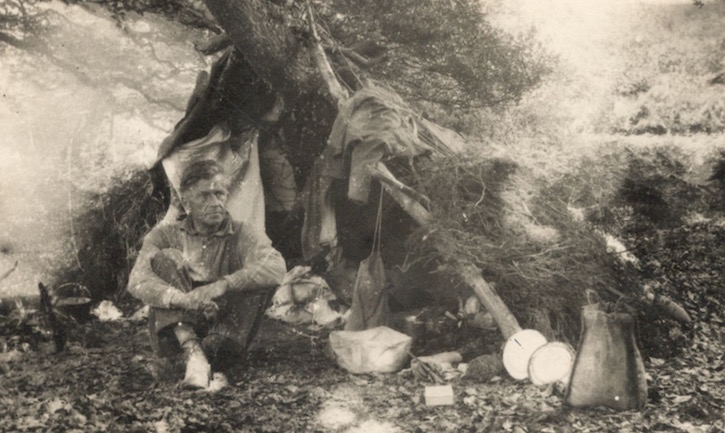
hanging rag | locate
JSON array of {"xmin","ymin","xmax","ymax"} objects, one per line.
[
  {"xmin": 344, "ymin": 190, "xmax": 390, "ymax": 330},
  {"xmin": 300, "ymin": 87, "xmax": 434, "ymax": 259}
]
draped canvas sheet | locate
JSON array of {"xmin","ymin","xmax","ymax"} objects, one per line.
[
  {"xmin": 300, "ymin": 87, "xmax": 436, "ymax": 259},
  {"xmin": 160, "ymin": 123, "xmax": 266, "ymax": 232}
]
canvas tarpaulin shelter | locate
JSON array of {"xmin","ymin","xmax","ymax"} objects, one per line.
[
  {"xmin": 152, "ymin": 49, "xmax": 292, "ymax": 233},
  {"xmin": 151, "ymin": 47, "xmax": 522, "ymax": 340}
]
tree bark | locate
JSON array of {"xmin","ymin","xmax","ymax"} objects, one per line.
[
  {"xmin": 201, "ymin": 0, "xmax": 340, "ymax": 185},
  {"xmin": 202, "ymin": 0, "xmax": 319, "ymax": 96}
]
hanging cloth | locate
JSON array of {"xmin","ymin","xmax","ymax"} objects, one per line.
[
  {"xmin": 344, "ymin": 189, "xmax": 390, "ymax": 331},
  {"xmin": 159, "ymin": 123, "xmax": 266, "ymax": 232}
]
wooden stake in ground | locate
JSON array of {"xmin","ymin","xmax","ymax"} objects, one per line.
[
  {"xmin": 38, "ymin": 283, "xmax": 66, "ymax": 353},
  {"xmin": 457, "ymin": 264, "xmax": 522, "ymax": 340}
]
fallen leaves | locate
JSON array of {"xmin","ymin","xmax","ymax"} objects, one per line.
[{"xmin": 1, "ymin": 269, "xmax": 724, "ymax": 433}]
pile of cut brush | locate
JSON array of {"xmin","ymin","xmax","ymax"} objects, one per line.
[
  {"xmin": 56, "ymin": 169, "xmax": 168, "ymax": 304},
  {"xmin": 517, "ymin": 143, "xmax": 725, "ymax": 358},
  {"xmin": 579, "ymin": 145, "xmax": 725, "ymax": 358},
  {"xmin": 405, "ymin": 151, "xmax": 642, "ymax": 344}
]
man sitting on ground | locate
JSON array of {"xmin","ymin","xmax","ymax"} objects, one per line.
[{"xmin": 128, "ymin": 159, "xmax": 286, "ymax": 388}]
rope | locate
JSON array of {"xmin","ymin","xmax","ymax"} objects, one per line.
[{"xmin": 371, "ymin": 186, "xmax": 384, "ymax": 256}]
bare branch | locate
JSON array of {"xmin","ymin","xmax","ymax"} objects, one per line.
[
  {"xmin": 307, "ymin": 1, "xmax": 348, "ymax": 107},
  {"xmin": 0, "ymin": 261, "xmax": 18, "ymax": 283},
  {"xmin": 326, "ymin": 45, "xmax": 387, "ymax": 68},
  {"xmin": 194, "ymin": 32, "xmax": 232, "ymax": 55},
  {"xmin": 0, "ymin": 31, "xmax": 32, "ymax": 50}
]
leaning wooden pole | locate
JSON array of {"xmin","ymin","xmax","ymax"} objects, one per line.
[
  {"xmin": 371, "ymin": 163, "xmax": 522, "ymax": 339},
  {"xmin": 456, "ymin": 264, "xmax": 522, "ymax": 339}
]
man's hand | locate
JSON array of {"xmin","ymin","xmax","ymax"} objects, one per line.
[
  {"xmin": 166, "ymin": 289, "xmax": 215, "ymax": 312},
  {"xmin": 188, "ymin": 281, "xmax": 228, "ymax": 318},
  {"xmin": 165, "ymin": 281, "xmax": 227, "ymax": 316},
  {"xmin": 188, "ymin": 280, "xmax": 228, "ymax": 304}
]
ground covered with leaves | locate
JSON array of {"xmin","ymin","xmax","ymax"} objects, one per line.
[{"xmin": 0, "ymin": 292, "xmax": 722, "ymax": 433}]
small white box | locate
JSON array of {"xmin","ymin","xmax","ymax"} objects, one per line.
[{"xmin": 424, "ymin": 385, "xmax": 454, "ymax": 406}]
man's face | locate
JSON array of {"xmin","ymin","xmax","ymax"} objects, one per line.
[{"xmin": 182, "ymin": 174, "xmax": 229, "ymax": 232}]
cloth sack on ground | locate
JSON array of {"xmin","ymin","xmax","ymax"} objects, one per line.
[
  {"xmin": 566, "ymin": 303, "xmax": 647, "ymax": 411},
  {"xmin": 266, "ymin": 266, "xmax": 342, "ymax": 327},
  {"xmin": 329, "ymin": 326, "xmax": 412, "ymax": 374}
]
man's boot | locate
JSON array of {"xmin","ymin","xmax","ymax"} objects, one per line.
[{"xmin": 181, "ymin": 339, "xmax": 211, "ymax": 389}]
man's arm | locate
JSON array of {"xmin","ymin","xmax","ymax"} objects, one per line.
[
  {"xmin": 222, "ymin": 225, "xmax": 287, "ymax": 292},
  {"xmin": 127, "ymin": 227, "xmax": 184, "ymax": 308}
]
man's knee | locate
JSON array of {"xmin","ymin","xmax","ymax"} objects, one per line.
[{"xmin": 151, "ymin": 248, "xmax": 192, "ymax": 292}]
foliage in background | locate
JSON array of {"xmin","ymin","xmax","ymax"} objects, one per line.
[
  {"xmin": 55, "ymin": 170, "xmax": 166, "ymax": 302},
  {"xmin": 603, "ymin": 3, "xmax": 725, "ymax": 135},
  {"xmin": 543, "ymin": 143, "xmax": 725, "ymax": 357},
  {"xmin": 321, "ymin": 0, "xmax": 553, "ymax": 116},
  {"xmin": 0, "ymin": 0, "xmax": 552, "ymax": 126},
  {"xmin": 0, "ymin": 0, "xmax": 216, "ymax": 50},
  {"xmin": 0, "ymin": 0, "xmax": 51, "ymax": 44}
]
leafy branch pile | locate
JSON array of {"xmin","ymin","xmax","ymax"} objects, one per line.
[
  {"xmin": 55, "ymin": 169, "xmax": 167, "ymax": 302},
  {"xmin": 548, "ymin": 144, "xmax": 725, "ymax": 358},
  {"xmin": 404, "ymin": 153, "xmax": 639, "ymax": 343},
  {"xmin": 320, "ymin": 0, "xmax": 552, "ymax": 113}
]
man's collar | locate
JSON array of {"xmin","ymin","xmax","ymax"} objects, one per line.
[{"xmin": 180, "ymin": 213, "xmax": 235, "ymax": 237}]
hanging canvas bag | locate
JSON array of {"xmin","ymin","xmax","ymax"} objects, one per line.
[
  {"xmin": 344, "ymin": 190, "xmax": 391, "ymax": 331},
  {"xmin": 566, "ymin": 302, "xmax": 648, "ymax": 411}
]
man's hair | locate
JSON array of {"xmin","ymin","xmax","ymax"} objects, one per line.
[{"xmin": 179, "ymin": 160, "xmax": 227, "ymax": 192}]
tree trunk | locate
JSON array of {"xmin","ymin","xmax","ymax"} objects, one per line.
[
  {"xmin": 201, "ymin": 0, "xmax": 339, "ymax": 186},
  {"xmin": 202, "ymin": 0, "xmax": 320, "ymax": 97}
]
